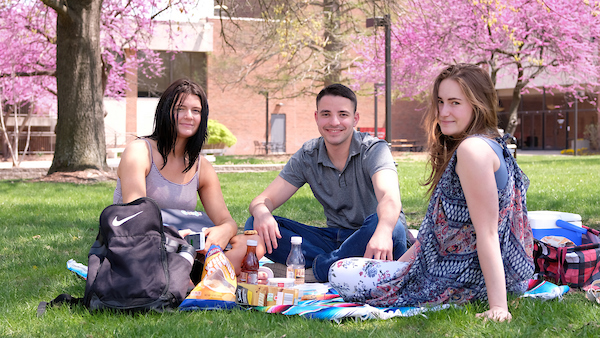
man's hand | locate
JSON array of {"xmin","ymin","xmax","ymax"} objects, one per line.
[
  {"xmin": 364, "ymin": 229, "xmax": 394, "ymax": 260},
  {"xmin": 253, "ymin": 213, "xmax": 281, "ymax": 254}
]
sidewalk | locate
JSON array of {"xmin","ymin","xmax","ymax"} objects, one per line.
[
  {"xmin": 0, "ymin": 157, "xmax": 285, "ymax": 174},
  {"xmin": 0, "ymin": 150, "xmax": 567, "ymax": 170},
  {"xmin": 517, "ymin": 150, "xmax": 564, "ymax": 156}
]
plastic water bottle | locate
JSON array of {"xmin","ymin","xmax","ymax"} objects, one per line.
[
  {"xmin": 286, "ymin": 236, "xmax": 305, "ymax": 285},
  {"xmin": 177, "ymin": 244, "xmax": 195, "ymax": 266},
  {"xmin": 67, "ymin": 259, "xmax": 88, "ymax": 279}
]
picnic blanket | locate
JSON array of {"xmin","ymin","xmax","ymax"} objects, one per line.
[
  {"xmin": 245, "ymin": 279, "xmax": 569, "ymax": 322},
  {"xmin": 250, "ymin": 293, "xmax": 451, "ymax": 322},
  {"xmin": 66, "ymin": 259, "xmax": 569, "ymax": 321}
]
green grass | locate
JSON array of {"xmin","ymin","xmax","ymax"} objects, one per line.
[{"xmin": 1, "ymin": 154, "xmax": 600, "ymax": 337}]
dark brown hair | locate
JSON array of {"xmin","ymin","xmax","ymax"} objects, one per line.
[
  {"xmin": 148, "ymin": 79, "xmax": 209, "ymax": 173},
  {"xmin": 316, "ymin": 83, "xmax": 358, "ymax": 113}
]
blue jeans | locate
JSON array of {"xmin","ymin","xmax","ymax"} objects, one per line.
[{"xmin": 244, "ymin": 213, "xmax": 408, "ymax": 282}]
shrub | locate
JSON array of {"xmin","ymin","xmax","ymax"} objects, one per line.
[{"xmin": 206, "ymin": 119, "xmax": 237, "ymax": 148}]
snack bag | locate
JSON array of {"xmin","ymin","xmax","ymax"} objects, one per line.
[{"xmin": 179, "ymin": 245, "xmax": 238, "ymax": 310}]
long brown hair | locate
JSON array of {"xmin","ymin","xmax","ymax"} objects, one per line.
[{"xmin": 422, "ymin": 64, "xmax": 501, "ymax": 194}]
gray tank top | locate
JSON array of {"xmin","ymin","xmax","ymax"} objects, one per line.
[
  {"xmin": 479, "ymin": 137, "xmax": 508, "ymax": 190},
  {"xmin": 113, "ymin": 139, "xmax": 200, "ymax": 210}
]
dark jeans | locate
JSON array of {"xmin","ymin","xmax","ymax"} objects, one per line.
[{"xmin": 244, "ymin": 213, "xmax": 408, "ymax": 282}]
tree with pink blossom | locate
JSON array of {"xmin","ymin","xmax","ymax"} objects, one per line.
[
  {"xmin": 0, "ymin": 0, "xmax": 190, "ymax": 171},
  {"xmin": 352, "ymin": 0, "xmax": 600, "ymax": 136}
]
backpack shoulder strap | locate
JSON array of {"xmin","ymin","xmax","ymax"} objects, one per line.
[{"xmin": 37, "ymin": 294, "xmax": 83, "ymax": 318}]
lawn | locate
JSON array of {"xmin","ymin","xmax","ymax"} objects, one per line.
[{"xmin": 1, "ymin": 154, "xmax": 600, "ymax": 337}]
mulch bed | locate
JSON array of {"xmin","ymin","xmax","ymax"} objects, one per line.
[
  {"xmin": 0, "ymin": 168, "xmax": 118, "ymax": 184},
  {"xmin": 34, "ymin": 169, "xmax": 118, "ymax": 183}
]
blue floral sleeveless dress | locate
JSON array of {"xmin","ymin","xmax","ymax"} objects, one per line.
[{"xmin": 331, "ymin": 136, "xmax": 534, "ymax": 307}]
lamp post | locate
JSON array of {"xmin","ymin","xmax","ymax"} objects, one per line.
[
  {"xmin": 574, "ymin": 98, "xmax": 578, "ymax": 157},
  {"xmin": 366, "ymin": 15, "xmax": 392, "ymax": 143},
  {"xmin": 259, "ymin": 91, "xmax": 269, "ymax": 154},
  {"xmin": 374, "ymin": 82, "xmax": 384, "ymax": 138}
]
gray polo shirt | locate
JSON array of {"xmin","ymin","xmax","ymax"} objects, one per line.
[{"xmin": 279, "ymin": 131, "xmax": 397, "ymax": 230}]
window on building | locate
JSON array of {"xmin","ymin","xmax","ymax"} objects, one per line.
[{"xmin": 137, "ymin": 51, "xmax": 208, "ymax": 97}]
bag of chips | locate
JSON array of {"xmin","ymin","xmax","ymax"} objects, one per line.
[{"xmin": 179, "ymin": 245, "xmax": 238, "ymax": 310}]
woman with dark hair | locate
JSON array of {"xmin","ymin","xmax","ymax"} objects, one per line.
[
  {"xmin": 113, "ymin": 79, "xmax": 242, "ymax": 267},
  {"xmin": 329, "ymin": 64, "xmax": 534, "ymax": 322}
]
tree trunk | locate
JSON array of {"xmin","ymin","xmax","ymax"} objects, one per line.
[
  {"xmin": 323, "ymin": 0, "xmax": 342, "ymax": 87},
  {"xmin": 48, "ymin": 0, "xmax": 107, "ymax": 173},
  {"xmin": 597, "ymin": 102, "xmax": 600, "ymax": 150},
  {"xmin": 504, "ymin": 63, "xmax": 527, "ymax": 137},
  {"xmin": 504, "ymin": 86, "xmax": 522, "ymax": 137}
]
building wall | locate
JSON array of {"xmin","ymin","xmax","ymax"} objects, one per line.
[
  {"xmin": 104, "ymin": 97, "xmax": 159, "ymax": 147},
  {"xmin": 391, "ymin": 98, "xmax": 428, "ymax": 145},
  {"xmin": 205, "ymin": 18, "xmax": 388, "ymax": 156},
  {"xmin": 205, "ymin": 76, "xmax": 395, "ymax": 155}
]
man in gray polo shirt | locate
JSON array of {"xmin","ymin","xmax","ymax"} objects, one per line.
[{"xmin": 244, "ymin": 83, "xmax": 407, "ymax": 282}]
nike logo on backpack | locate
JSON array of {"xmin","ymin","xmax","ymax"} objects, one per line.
[{"xmin": 112, "ymin": 211, "xmax": 143, "ymax": 227}]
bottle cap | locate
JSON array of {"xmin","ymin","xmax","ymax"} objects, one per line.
[
  {"xmin": 291, "ymin": 236, "xmax": 302, "ymax": 244},
  {"xmin": 247, "ymin": 239, "xmax": 258, "ymax": 246}
]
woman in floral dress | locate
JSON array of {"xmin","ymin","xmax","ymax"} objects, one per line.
[{"xmin": 328, "ymin": 64, "xmax": 534, "ymax": 322}]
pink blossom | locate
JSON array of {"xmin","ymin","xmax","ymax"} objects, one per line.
[
  {"xmin": 351, "ymin": 0, "xmax": 600, "ymax": 106},
  {"xmin": 0, "ymin": 0, "xmax": 193, "ymax": 115}
]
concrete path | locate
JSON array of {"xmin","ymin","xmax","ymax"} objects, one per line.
[
  {"xmin": 0, "ymin": 157, "xmax": 285, "ymax": 175},
  {"xmin": 518, "ymin": 150, "xmax": 564, "ymax": 156},
  {"xmin": 0, "ymin": 150, "xmax": 567, "ymax": 170}
]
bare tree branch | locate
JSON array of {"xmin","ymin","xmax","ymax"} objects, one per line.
[
  {"xmin": 0, "ymin": 70, "xmax": 56, "ymax": 78},
  {"xmin": 40, "ymin": 0, "xmax": 69, "ymax": 18},
  {"xmin": 210, "ymin": 0, "xmax": 398, "ymax": 98}
]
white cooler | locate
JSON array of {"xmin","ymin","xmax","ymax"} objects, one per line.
[{"xmin": 528, "ymin": 210, "xmax": 585, "ymax": 245}]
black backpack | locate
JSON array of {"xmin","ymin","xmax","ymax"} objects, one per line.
[{"xmin": 38, "ymin": 197, "xmax": 195, "ymax": 315}]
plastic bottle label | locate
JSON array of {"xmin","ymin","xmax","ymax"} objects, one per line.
[
  {"xmin": 294, "ymin": 268, "xmax": 305, "ymax": 284},
  {"xmin": 247, "ymin": 271, "xmax": 258, "ymax": 285},
  {"xmin": 239, "ymin": 272, "xmax": 247, "ymax": 283},
  {"xmin": 287, "ymin": 266, "xmax": 305, "ymax": 284}
]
